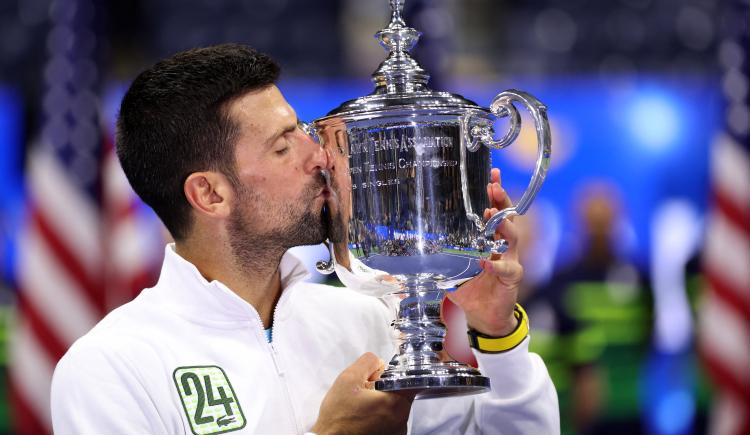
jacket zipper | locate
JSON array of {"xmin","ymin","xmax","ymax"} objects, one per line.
[
  {"xmin": 266, "ymin": 294, "xmax": 302, "ymax": 434},
  {"xmin": 268, "ymin": 343, "xmax": 284, "ymax": 375}
]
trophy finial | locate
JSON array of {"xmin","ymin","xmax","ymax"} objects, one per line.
[
  {"xmin": 373, "ymin": 0, "xmax": 429, "ymax": 93},
  {"xmin": 378, "ymin": 0, "xmax": 417, "ymax": 52},
  {"xmin": 390, "ymin": 0, "xmax": 405, "ymax": 26}
]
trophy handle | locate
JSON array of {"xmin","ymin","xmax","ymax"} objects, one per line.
[
  {"xmin": 316, "ymin": 240, "xmax": 336, "ymax": 274},
  {"xmin": 470, "ymin": 90, "xmax": 551, "ymax": 255},
  {"xmin": 467, "ymin": 99, "xmax": 521, "ymax": 152}
]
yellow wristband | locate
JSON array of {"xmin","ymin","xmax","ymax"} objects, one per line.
[{"xmin": 467, "ymin": 304, "xmax": 529, "ymax": 353}]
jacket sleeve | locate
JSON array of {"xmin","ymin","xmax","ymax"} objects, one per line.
[
  {"xmin": 51, "ymin": 341, "xmax": 168, "ymax": 435},
  {"xmin": 408, "ymin": 336, "xmax": 559, "ymax": 434}
]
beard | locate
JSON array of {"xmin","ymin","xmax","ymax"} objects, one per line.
[{"xmin": 227, "ymin": 172, "xmax": 347, "ymax": 272}]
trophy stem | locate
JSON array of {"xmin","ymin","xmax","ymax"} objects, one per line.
[{"xmin": 375, "ymin": 276, "xmax": 490, "ymax": 399}]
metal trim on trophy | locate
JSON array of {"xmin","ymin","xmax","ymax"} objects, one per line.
[{"xmin": 310, "ymin": 0, "xmax": 551, "ymax": 399}]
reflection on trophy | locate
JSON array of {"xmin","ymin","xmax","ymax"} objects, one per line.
[{"xmin": 312, "ymin": 0, "xmax": 551, "ymax": 399}]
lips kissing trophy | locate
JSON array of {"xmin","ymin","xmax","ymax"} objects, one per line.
[{"xmin": 311, "ymin": 0, "xmax": 551, "ymax": 399}]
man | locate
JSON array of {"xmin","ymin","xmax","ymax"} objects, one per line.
[{"xmin": 51, "ymin": 44, "xmax": 558, "ymax": 434}]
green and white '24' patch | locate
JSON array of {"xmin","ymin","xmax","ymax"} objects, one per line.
[{"xmin": 173, "ymin": 366, "xmax": 246, "ymax": 435}]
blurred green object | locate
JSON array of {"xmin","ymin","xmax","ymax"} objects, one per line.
[
  {"xmin": 0, "ymin": 304, "xmax": 13, "ymax": 432},
  {"xmin": 566, "ymin": 281, "xmax": 651, "ymax": 420},
  {"xmin": 529, "ymin": 278, "xmax": 652, "ymax": 434},
  {"xmin": 0, "ymin": 305, "xmax": 9, "ymax": 365}
]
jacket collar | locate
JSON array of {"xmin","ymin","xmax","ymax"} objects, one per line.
[{"xmin": 150, "ymin": 244, "xmax": 311, "ymax": 325}]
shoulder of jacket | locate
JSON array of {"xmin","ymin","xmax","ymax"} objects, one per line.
[{"xmin": 58, "ymin": 295, "xmax": 167, "ymax": 371}]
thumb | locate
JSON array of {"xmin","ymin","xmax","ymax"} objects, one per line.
[
  {"xmin": 479, "ymin": 258, "xmax": 523, "ymax": 282},
  {"xmin": 345, "ymin": 352, "xmax": 386, "ymax": 382}
]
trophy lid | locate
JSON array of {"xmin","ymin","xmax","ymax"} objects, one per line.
[{"xmin": 323, "ymin": 0, "xmax": 486, "ymax": 120}]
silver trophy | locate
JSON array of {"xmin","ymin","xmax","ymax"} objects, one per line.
[{"xmin": 311, "ymin": 0, "xmax": 551, "ymax": 399}]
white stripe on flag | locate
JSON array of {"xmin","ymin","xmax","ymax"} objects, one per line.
[
  {"xmin": 19, "ymin": 229, "xmax": 99, "ymax": 346},
  {"xmin": 712, "ymin": 132, "xmax": 750, "ymax": 211},
  {"xmin": 9, "ymin": 320, "xmax": 55, "ymax": 429},
  {"xmin": 103, "ymin": 148, "xmax": 134, "ymax": 203},
  {"xmin": 110, "ymin": 217, "xmax": 157, "ymax": 277},
  {"xmin": 705, "ymin": 210, "xmax": 750, "ymax": 294},
  {"xmin": 700, "ymin": 291, "xmax": 750, "ymax": 387},
  {"xmin": 28, "ymin": 147, "xmax": 101, "ymax": 276}
]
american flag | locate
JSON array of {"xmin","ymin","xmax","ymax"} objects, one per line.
[
  {"xmin": 700, "ymin": 2, "xmax": 750, "ymax": 434},
  {"xmin": 8, "ymin": 1, "xmax": 162, "ymax": 433}
]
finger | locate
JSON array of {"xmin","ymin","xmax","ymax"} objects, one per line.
[
  {"xmin": 491, "ymin": 183, "xmax": 512, "ymax": 211},
  {"xmin": 486, "ymin": 184, "xmax": 513, "ymax": 225},
  {"xmin": 491, "ymin": 167, "xmax": 501, "ymax": 185},
  {"xmin": 495, "ymin": 219, "xmax": 520, "ymax": 258},
  {"xmin": 367, "ymin": 361, "xmax": 387, "ymax": 382},
  {"xmin": 479, "ymin": 258, "xmax": 524, "ymax": 282},
  {"xmin": 489, "ymin": 168, "xmax": 503, "ymax": 205},
  {"xmin": 346, "ymin": 352, "xmax": 386, "ymax": 382}
]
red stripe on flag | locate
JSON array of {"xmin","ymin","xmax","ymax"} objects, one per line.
[
  {"xmin": 702, "ymin": 348, "xmax": 750, "ymax": 404},
  {"xmin": 706, "ymin": 270, "xmax": 750, "ymax": 328},
  {"xmin": 16, "ymin": 292, "xmax": 69, "ymax": 362},
  {"xmin": 701, "ymin": 350, "xmax": 750, "ymax": 431},
  {"xmin": 31, "ymin": 209, "xmax": 106, "ymax": 315},
  {"xmin": 8, "ymin": 378, "xmax": 51, "ymax": 435},
  {"xmin": 714, "ymin": 188, "xmax": 750, "ymax": 235}
]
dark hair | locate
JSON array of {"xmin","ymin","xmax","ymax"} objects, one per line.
[{"xmin": 116, "ymin": 43, "xmax": 280, "ymax": 240}]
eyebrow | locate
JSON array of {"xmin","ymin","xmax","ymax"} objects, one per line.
[{"xmin": 263, "ymin": 118, "xmax": 299, "ymax": 148}]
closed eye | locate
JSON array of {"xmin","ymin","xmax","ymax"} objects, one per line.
[{"xmin": 274, "ymin": 131, "xmax": 295, "ymax": 155}]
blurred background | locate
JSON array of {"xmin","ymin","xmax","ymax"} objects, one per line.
[{"xmin": 0, "ymin": 0, "xmax": 748, "ymax": 434}]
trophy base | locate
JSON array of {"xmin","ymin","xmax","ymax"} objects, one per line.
[{"xmin": 375, "ymin": 362, "xmax": 491, "ymax": 399}]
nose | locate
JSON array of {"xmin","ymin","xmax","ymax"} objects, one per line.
[{"xmin": 302, "ymin": 129, "xmax": 333, "ymax": 173}]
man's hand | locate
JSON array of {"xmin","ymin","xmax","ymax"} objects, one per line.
[
  {"xmin": 311, "ymin": 353, "xmax": 416, "ymax": 435},
  {"xmin": 446, "ymin": 168, "xmax": 523, "ymax": 337}
]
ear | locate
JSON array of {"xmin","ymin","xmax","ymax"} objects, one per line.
[{"xmin": 184, "ymin": 172, "xmax": 234, "ymax": 219}]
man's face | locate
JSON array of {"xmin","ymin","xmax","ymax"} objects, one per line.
[{"xmin": 225, "ymin": 85, "xmax": 344, "ymax": 261}]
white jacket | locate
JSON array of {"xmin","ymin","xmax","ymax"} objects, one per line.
[{"xmin": 51, "ymin": 245, "xmax": 559, "ymax": 434}]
